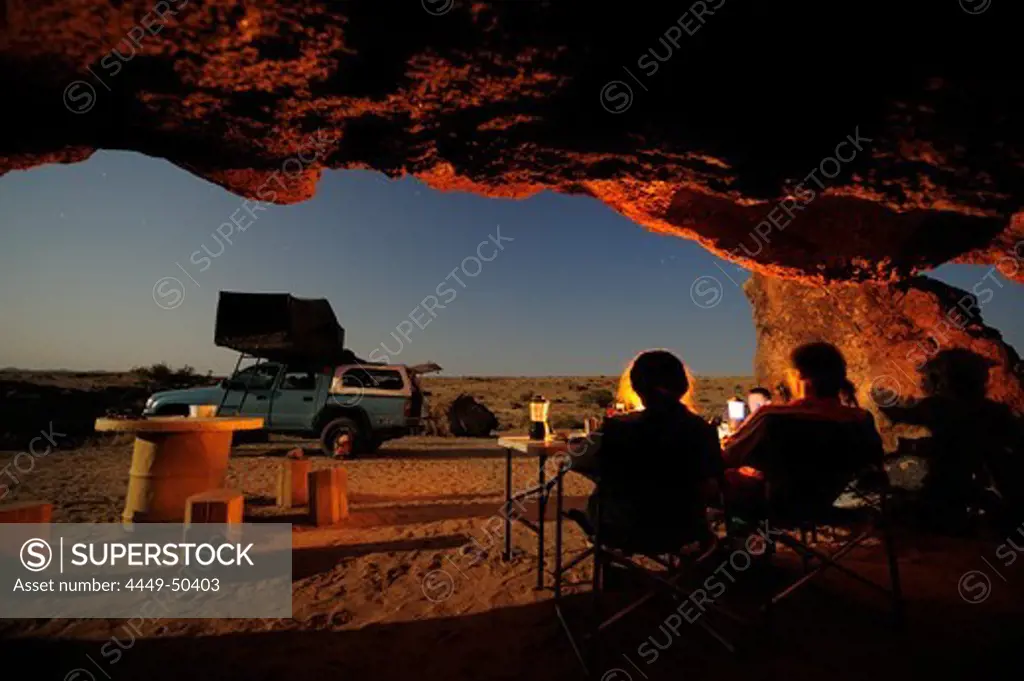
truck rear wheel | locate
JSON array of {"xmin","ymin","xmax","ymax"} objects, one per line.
[{"xmin": 320, "ymin": 417, "xmax": 363, "ymax": 458}]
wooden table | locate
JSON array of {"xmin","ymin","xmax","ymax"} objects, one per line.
[
  {"xmin": 498, "ymin": 434, "xmax": 583, "ymax": 590},
  {"xmin": 95, "ymin": 416, "xmax": 264, "ymax": 523}
]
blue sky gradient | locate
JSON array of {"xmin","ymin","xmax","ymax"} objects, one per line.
[{"xmin": 1, "ymin": 151, "xmax": 1021, "ymax": 376}]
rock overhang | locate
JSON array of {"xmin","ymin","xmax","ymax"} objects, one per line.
[{"xmin": 2, "ymin": 0, "xmax": 1022, "ymax": 283}]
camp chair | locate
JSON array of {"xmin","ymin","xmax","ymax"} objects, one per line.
[
  {"xmin": 723, "ymin": 414, "xmax": 904, "ymax": 626},
  {"xmin": 549, "ymin": 464, "xmax": 741, "ymax": 678}
]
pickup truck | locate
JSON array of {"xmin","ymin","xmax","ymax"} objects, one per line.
[{"xmin": 143, "ymin": 361, "xmax": 430, "ymax": 456}]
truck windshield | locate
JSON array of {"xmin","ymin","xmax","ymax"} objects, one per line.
[{"xmin": 231, "ymin": 362, "xmax": 281, "ymax": 390}]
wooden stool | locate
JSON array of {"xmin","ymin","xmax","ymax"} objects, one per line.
[
  {"xmin": 0, "ymin": 501, "xmax": 53, "ymax": 523},
  {"xmin": 277, "ymin": 458, "xmax": 311, "ymax": 507},
  {"xmin": 0, "ymin": 502, "xmax": 53, "ymax": 561},
  {"xmin": 185, "ymin": 489, "xmax": 244, "ymax": 524},
  {"xmin": 308, "ymin": 468, "xmax": 349, "ymax": 526}
]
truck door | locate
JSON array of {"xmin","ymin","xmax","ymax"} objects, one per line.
[
  {"xmin": 219, "ymin": 361, "xmax": 281, "ymax": 420},
  {"xmin": 409, "ymin": 371, "xmax": 424, "ymax": 419},
  {"xmin": 270, "ymin": 365, "xmax": 321, "ymax": 430}
]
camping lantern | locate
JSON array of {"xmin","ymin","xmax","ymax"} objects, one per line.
[{"xmin": 528, "ymin": 396, "xmax": 551, "ymax": 441}]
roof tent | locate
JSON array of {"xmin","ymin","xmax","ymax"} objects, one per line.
[{"xmin": 214, "ymin": 291, "xmax": 351, "ymax": 364}]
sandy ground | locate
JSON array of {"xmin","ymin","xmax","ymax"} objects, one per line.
[
  {"xmin": 1, "ymin": 436, "xmax": 1022, "ymax": 680},
  {"xmin": 0, "ymin": 374, "xmax": 1021, "ymax": 680}
]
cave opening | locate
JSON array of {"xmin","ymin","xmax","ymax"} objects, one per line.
[
  {"xmin": 6, "ymin": 4, "xmax": 1024, "ymax": 678},
  {"xmin": 2, "ymin": 153, "xmax": 1021, "ymax": 452},
  {"xmin": 1, "ymin": 152, "xmax": 765, "ymax": 380}
]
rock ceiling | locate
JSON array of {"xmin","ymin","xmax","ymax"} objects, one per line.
[{"xmin": 2, "ymin": 1, "xmax": 1022, "ymax": 283}]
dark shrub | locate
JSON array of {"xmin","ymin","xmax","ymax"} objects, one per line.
[{"xmin": 580, "ymin": 389, "xmax": 615, "ymax": 409}]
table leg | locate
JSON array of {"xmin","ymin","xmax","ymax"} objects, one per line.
[
  {"xmin": 503, "ymin": 447, "xmax": 512, "ymax": 561},
  {"xmin": 123, "ymin": 430, "xmax": 233, "ymax": 523},
  {"xmin": 554, "ymin": 464, "xmax": 563, "ymax": 600},
  {"xmin": 536, "ymin": 453, "xmax": 546, "ymax": 590}
]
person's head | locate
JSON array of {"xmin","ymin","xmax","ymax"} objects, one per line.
[
  {"xmin": 629, "ymin": 350, "xmax": 690, "ymax": 408},
  {"xmin": 746, "ymin": 387, "xmax": 772, "ymax": 413},
  {"xmin": 788, "ymin": 342, "xmax": 849, "ymax": 400},
  {"xmin": 838, "ymin": 378, "xmax": 859, "ymax": 407},
  {"xmin": 921, "ymin": 348, "xmax": 992, "ymax": 401}
]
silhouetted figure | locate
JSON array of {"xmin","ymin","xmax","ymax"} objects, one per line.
[
  {"xmin": 746, "ymin": 386, "xmax": 773, "ymax": 416},
  {"xmin": 874, "ymin": 349, "xmax": 1024, "ymax": 533},
  {"xmin": 724, "ymin": 342, "xmax": 885, "ymax": 519},
  {"xmin": 570, "ymin": 350, "xmax": 723, "ymax": 550}
]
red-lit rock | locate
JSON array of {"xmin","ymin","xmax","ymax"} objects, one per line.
[
  {"xmin": 2, "ymin": 1, "xmax": 1023, "ymax": 282},
  {"xmin": 745, "ymin": 272, "xmax": 1024, "ymax": 450}
]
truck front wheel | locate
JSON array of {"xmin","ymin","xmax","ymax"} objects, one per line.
[{"xmin": 320, "ymin": 417, "xmax": 363, "ymax": 458}]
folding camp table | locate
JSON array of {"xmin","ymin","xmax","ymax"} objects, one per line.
[{"xmin": 497, "ymin": 435, "xmax": 580, "ymax": 590}]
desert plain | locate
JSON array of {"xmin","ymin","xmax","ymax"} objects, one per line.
[{"xmin": 0, "ymin": 371, "xmax": 1021, "ymax": 681}]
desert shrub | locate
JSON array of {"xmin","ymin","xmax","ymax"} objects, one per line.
[
  {"xmin": 132, "ymin": 363, "xmax": 209, "ymax": 390},
  {"xmin": 518, "ymin": 390, "xmax": 535, "ymax": 402},
  {"xmin": 133, "ymin": 362, "xmax": 172, "ymax": 384},
  {"xmin": 447, "ymin": 394, "xmax": 498, "ymax": 437},
  {"xmin": 508, "ymin": 411, "xmax": 531, "ymax": 430},
  {"xmin": 551, "ymin": 415, "xmax": 585, "ymax": 430},
  {"xmin": 580, "ymin": 389, "xmax": 615, "ymax": 409}
]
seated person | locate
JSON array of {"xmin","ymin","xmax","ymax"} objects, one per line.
[
  {"xmin": 746, "ymin": 387, "xmax": 772, "ymax": 417},
  {"xmin": 722, "ymin": 342, "xmax": 885, "ymax": 520},
  {"xmin": 570, "ymin": 350, "xmax": 723, "ymax": 551},
  {"xmin": 719, "ymin": 387, "xmax": 772, "ymax": 434},
  {"xmin": 874, "ymin": 348, "xmax": 1024, "ymax": 532}
]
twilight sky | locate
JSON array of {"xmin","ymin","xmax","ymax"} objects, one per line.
[{"xmin": 1, "ymin": 151, "xmax": 1021, "ymax": 376}]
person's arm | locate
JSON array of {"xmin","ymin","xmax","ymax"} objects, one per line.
[
  {"xmin": 859, "ymin": 412, "xmax": 886, "ymax": 468},
  {"xmin": 567, "ymin": 424, "xmax": 607, "ymax": 479},
  {"xmin": 700, "ymin": 422, "xmax": 725, "ymax": 480},
  {"xmin": 722, "ymin": 409, "xmax": 772, "ymax": 469},
  {"xmin": 698, "ymin": 422, "xmax": 726, "ymax": 503},
  {"xmin": 874, "ymin": 394, "xmax": 935, "ymax": 426}
]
